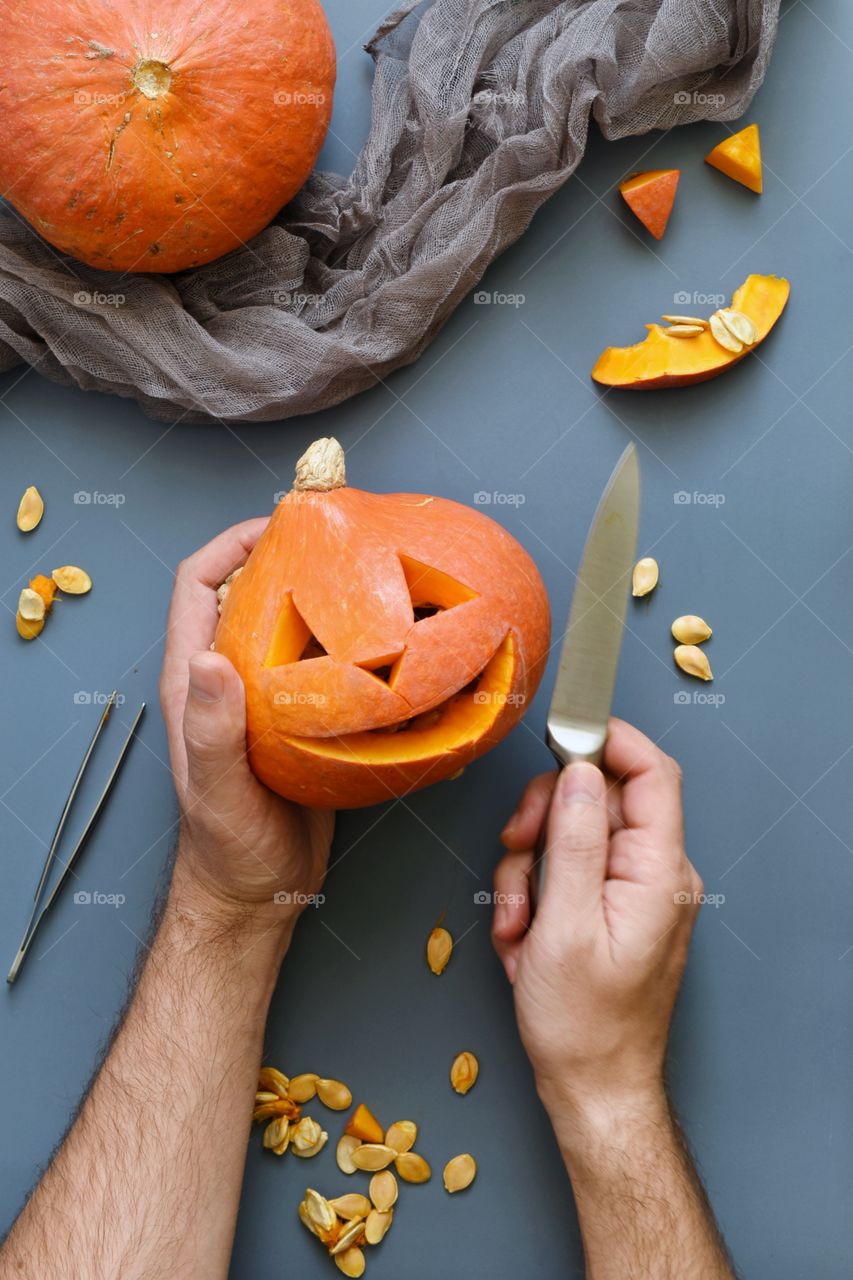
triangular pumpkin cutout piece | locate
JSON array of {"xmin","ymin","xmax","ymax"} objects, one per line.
[
  {"xmin": 705, "ymin": 124, "xmax": 762, "ymax": 194},
  {"xmin": 618, "ymin": 169, "xmax": 680, "ymax": 240}
]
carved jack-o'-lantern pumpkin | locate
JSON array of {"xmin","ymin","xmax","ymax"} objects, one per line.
[{"xmin": 215, "ymin": 439, "xmax": 551, "ymax": 808}]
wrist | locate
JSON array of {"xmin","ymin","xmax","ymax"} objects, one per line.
[
  {"xmin": 537, "ymin": 1073, "xmax": 671, "ymax": 1161},
  {"xmin": 168, "ymin": 848, "xmax": 295, "ymax": 977}
]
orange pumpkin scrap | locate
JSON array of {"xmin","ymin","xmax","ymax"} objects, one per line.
[
  {"xmin": 344, "ymin": 1104, "xmax": 385, "ymax": 1145},
  {"xmin": 0, "ymin": 0, "xmax": 336, "ymax": 272},
  {"xmin": 705, "ymin": 124, "xmax": 762, "ymax": 194},
  {"xmin": 29, "ymin": 575, "xmax": 57, "ymax": 611},
  {"xmin": 591, "ymin": 274, "xmax": 789, "ymax": 390},
  {"xmin": 618, "ymin": 169, "xmax": 680, "ymax": 240},
  {"xmin": 215, "ymin": 439, "xmax": 551, "ymax": 809}
]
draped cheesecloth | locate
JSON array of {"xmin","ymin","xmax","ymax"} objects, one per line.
[{"xmin": 0, "ymin": 0, "xmax": 780, "ymax": 423}]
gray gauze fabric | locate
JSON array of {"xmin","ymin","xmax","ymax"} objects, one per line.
[{"xmin": 0, "ymin": 0, "xmax": 780, "ymax": 423}]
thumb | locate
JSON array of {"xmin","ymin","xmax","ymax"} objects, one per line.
[
  {"xmin": 183, "ymin": 652, "xmax": 254, "ymax": 802},
  {"xmin": 538, "ymin": 762, "xmax": 609, "ymax": 922}
]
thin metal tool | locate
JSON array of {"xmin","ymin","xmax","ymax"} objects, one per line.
[
  {"xmin": 7, "ymin": 699, "xmax": 146, "ymax": 985},
  {"xmin": 536, "ymin": 444, "xmax": 640, "ymax": 895}
]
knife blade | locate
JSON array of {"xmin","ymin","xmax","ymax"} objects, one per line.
[{"xmin": 545, "ymin": 442, "xmax": 640, "ymax": 768}]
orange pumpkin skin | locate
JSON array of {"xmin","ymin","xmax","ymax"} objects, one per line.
[
  {"xmin": 0, "ymin": 0, "xmax": 335, "ymax": 273},
  {"xmin": 618, "ymin": 170, "xmax": 680, "ymax": 241},
  {"xmin": 215, "ymin": 441, "xmax": 551, "ymax": 809}
]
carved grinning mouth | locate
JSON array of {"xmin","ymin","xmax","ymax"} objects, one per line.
[{"xmin": 280, "ymin": 632, "xmax": 517, "ymax": 764}]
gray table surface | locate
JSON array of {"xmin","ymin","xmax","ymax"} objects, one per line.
[{"xmin": 2, "ymin": 1, "xmax": 852, "ymax": 1276}]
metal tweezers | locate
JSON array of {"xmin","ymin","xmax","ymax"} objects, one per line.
[{"xmin": 7, "ymin": 691, "xmax": 145, "ymax": 985}]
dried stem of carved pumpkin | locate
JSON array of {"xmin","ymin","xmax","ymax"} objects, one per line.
[{"xmin": 293, "ymin": 438, "xmax": 346, "ymax": 493}]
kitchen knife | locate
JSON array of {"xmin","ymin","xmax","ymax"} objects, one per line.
[
  {"xmin": 536, "ymin": 443, "xmax": 640, "ymax": 887},
  {"xmin": 545, "ymin": 441, "xmax": 640, "ymax": 767}
]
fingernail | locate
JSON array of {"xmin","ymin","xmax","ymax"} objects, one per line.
[
  {"xmin": 494, "ymin": 901, "xmax": 508, "ymax": 934},
  {"xmin": 558, "ymin": 762, "xmax": 603, "ymax": 804},
  {"xmin": 188, "ymin": 655, "xmax": 224, "ymax": 703}
]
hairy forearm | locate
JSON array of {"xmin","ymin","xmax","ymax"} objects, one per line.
[
  {"xmin": 2, "ymin": 854, "xmax": 290, "ymax": 1280},
  {"xmin": 544, "ymin": 1087, "xmax": 735, "ymax": 1280}
]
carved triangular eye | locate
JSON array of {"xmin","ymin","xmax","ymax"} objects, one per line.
[
  {"xmin": 399, "ymin": 555, "xmax": 478, "ymax": 616},
  {"xmin": 265, "ymin": 593, "xmax": 328, "ymax": 667}
]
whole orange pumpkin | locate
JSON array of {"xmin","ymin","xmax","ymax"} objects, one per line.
[
  {"xmin": 215, "ymin": 439, "xmax": 551, "ymax": 809},
  {"xmin": 0, "ymin": 0, "xmax": 335, "ymax": 273}
]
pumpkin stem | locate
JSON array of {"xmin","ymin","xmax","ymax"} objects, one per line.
[{"xmin": 293, "ymin": 438, "xmax": 346, "ymax": 492}]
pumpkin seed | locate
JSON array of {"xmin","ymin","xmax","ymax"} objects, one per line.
[
  {"xmin": 290, "ymin": 1116, "xmax": 328, "ymax": 1157},
  {"xmin": 17, "ymin": 588, "xmax": 45, "ymax": 622},
  {"xmin": 708, "ymin": 311, "xmax": 743, "ymax": 354},
  {"xmin": 271, "ymin": 1130, "xmax": 290, "ymax": 1156},
  {"xmin": 16, "ymin": 486, "xmax": 44, "ymax": 532},
  {"xmin": 329, "ymin": 1216, "xmax": 366, "ymax": 1256},
  {"xmin": 329, "ymin": 1194, "xmax": 372, "ymax": 1221},
  {"xmin": 289, "ymin": 1141, "xmax": 325, "ymax": 1162},
  {"xmin": 292, "ymin": 1132, "xmax": 328, "ymax": 1158},
  {"xmin": 258, "ymin": 1066, "xmax": 290, "ymax": 1099},
  {"xmin": 252, "ymin": 1097, "xmax": 299, "ymax": 1122},
  {"xmin": 334, "ymin": 1247, "xmax": 366, "ymax": 1278},
  {"xmin": 674, "ymin": 644, "xmax": 713, "ymax": 681},
  {"xmin": 369, "ymin": 1170, "xmax": 398, "ymax": 1212},
  {"xmin": 51, "ymin": 565, "xmax": 92, "ymax": 595},
  {"xmin": 450, "ymin": 1050, "xmax": 479, "ymax": 1095},
  {"xmin": 262, "ymin": 1116, "xmax": 289, "ymax": 1151},
  {"xmin": 364, "ymin": 1208, "xmax": 393, "ymax": 1245},
  {"xmin": 16, "ymin": 613, "xmax": 44, "ymax": 640},
  {"xmin": 288, "ymin": 1072, "xmax": 319, "ymax": 1103},
  {"xmin": 660, "ymin": 314, "xmax": 709, "ymax": 328},
  {"xmin": 304, "ymin": 1188, "xmax": 338, "ymax": 1235},
  {"xmin": 632, "ymin": 557, "xmax": 659, "ymax": 598},
  {"xmin": 350, "ymin": 1144, "xmax": 398, "ymax": 1172},
  {"xmin": 717, "ymin": 307, "xmax": 757, "ymax": 346},
  {"xmin": 299, "ymin": 1200, "xmax": 321, "ymax": 1238},
  {"xmin": 662, "ymin": 324, "xmax": 705, "ymax": 337},
  {"xmin": 671, "ymin": 615, "xmax": 712, "ymax": 645},
  {"xmin": 443, "ymin": 1152, "xmax": 477, "ymax": 1193},
  {"xmin": 216, "ymin": 566, "xmax": 243, "ymax": 613},
  {"xmin": 427, "ymin": 926, "xmax": 453, "ymax": 974},
  {"xmin": 384, "ymin": 1120, "xmax": 417, "ymax": 1155},
  {"xmin": 336, "ymin": 1133, "xmax": 361, "ymax": 1175},
  {"xmin": 289, "ymin": 1116, "xmax": 323, "ymax": 1150},
  {"xmin": 395, "ymin": 1151, "xmax": 432, "ymax": 1183},
  {"xmin": 316, "ymin": 1077, "xmax": 352, "ymax": 1111}
]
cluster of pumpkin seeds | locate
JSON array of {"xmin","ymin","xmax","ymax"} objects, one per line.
[
  {"xmin": 632, "ymin": 558, "xmax": 714, "ymax": 681},
  {"xmin": 660, "ymin": 306, "xmax": 758, "ymax": 353},
  {"xmin": 295, "ymin": 1092, "xmax": 478, "ymax": 1276},
  {"xmin": 265, "ymin": 936, "xmax": 481, "ymax": 1274},
  {"xmin": 15, "ymin": 486, "xmax": 93, "ymax": 640},
  {"xmin": 258, "ymin": 930, "xmax": 484, "ymax": 1269},
  {"xmin": 253, "ymin": 1068, "xmax": 352, "ymax": 1158}
]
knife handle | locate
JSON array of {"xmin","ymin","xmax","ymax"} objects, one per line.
[{"xmin": 533, "ymin": 741, "xmax": 605, "ymax": 908}]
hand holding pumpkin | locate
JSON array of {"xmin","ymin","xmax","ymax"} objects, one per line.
[
  {"xmin": 492, "ymin": 719, "xmax": 702, "ymax": 1132},
  {"xmin": 159, "ymin": 520, "xmax": 334, "ymax": 939}
]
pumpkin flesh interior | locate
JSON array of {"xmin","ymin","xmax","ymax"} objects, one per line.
[
  {"xmin": 283, "ymin": 633, "xmax": 516, "ymax": 763},
  {"xmin": 264, "ymin": 592, "xmax": 313, "ymax": 666},
  {"xmin": 591, "ymin": 274, "xmax": 789, "ymax": 387},
  {"xmin": 398, "ymin": 555, "xmax": 478, "ymax": 609}
]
